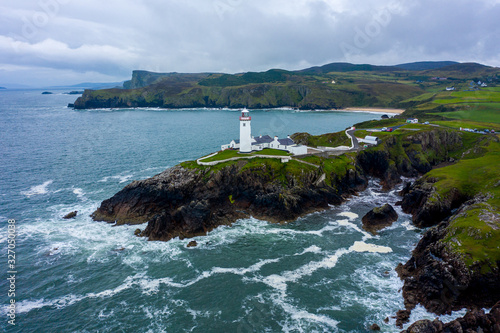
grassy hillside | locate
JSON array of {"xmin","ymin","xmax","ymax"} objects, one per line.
[{"xmin": 74, "ymin": 62, "xmax": 500, "ymax": 121}]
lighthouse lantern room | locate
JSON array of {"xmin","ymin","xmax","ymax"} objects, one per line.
[{"xmin": 239, "ymin": 109, "xmax": 252, "ymax": 153}]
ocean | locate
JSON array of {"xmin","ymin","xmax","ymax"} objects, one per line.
[{"xmin": 0, "ymin": 89, "xmax": 466, "ymax": 332}]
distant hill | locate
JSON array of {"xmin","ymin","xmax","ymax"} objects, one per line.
[
  {"xmin": 298, "ymin": 62, "xmax": 399, "ymax": 74},
  {"xmin": 123, "ymin": 71, "xmax": 212, "ymax": 89},
  {"xmin": 0, "ymin": 87, "xmax": 6, "ymax": 89},
  {"xmin": 395, "ymin": 61, "xmax": 459, "ymax": 71},
  {"xmin": 53, "ymin": 82, "xmax": 125, "ymax": 90},
  {"xmin": 73, "ymin": 61, "xmax": 500, "ymax": 111},
  {"xmin": 419, "ymin": 62, "xmax": 498, "ymax": 79}
]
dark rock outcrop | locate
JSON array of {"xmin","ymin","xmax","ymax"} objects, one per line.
[
  {"xmin": 400, "ymin": 178, "xmax": 469, "ymax": 228},
  {"xmin": 63, "ymin": 211, "xmax": 77, "ymax": 219},
  {"xmin": 401, "ymin": 301, "xmax": 500, "ymax": 333},
  {"xmin": 361, "ymin": 204, "xmax": 399, "ymax": 234},
  {"xmin": 396, "ymin": 197, "xmax": 500, "ymax": 325},
  {"xmin": 92, "ymin": 162, "xmax": 367, "ymax": 241},
  {"xmin": 356, "ymin": 129, "xmax": 462, "ymax": 190}
]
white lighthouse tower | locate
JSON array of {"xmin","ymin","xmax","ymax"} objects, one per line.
[{"xmin": 239, "ymin": 108, "xmax": 252, "ymax": 153}]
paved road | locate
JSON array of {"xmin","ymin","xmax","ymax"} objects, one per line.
[{"xmin": 346, "ymin": 129, "xmax": 359, "ymax": 150}]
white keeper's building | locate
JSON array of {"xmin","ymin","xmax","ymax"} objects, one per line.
[{"xmin": 221, "ymin": 109, "xmax": 308, "ymax": 155}]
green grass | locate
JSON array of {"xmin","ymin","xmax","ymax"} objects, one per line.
[
  {"xmin": 432, "ymin": 120, "xmax": 500, "ymax": 131},
  {"xmin": 298, "ymin": 154, "xmax": 356, "ymax": 186},
  {"xmin": 240, "ymin": 158, "xmax": 318, "ymax": 186},
  {"xmin": 200, "ymin": 148, "xmax": 291, "ymax": 162},
  {"xmin": 293, "ymin": 131, "xmax": 350, "ymax": 148},
  {"xmin": 354, "ymin": 118, "xmax": 405, "ymax": 129},
  {"xmin": 433, "ymin": 90, "xmax": 500, "ymax": 103},
  {"xmin": 436, "ymin": 103, "xmax": 500, "ymax": 123},
  {"xmin": 254, "ymin": 149, "xmax": 292, "ymax": 156}
]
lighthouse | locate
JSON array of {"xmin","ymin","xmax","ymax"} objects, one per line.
[{"xmin": 239, "ymin": 108, "xmax": 252, "ymax": 153}]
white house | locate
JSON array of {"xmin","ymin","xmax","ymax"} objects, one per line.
[
  {"xmin": 446, "ymin": 87, "xmax": 455, "ymax": 91},
  {"xmin": 221, "ymin": 109, "xmax": 308, "ymax": 155},
  {"xmin": 358, "ymin": 135, "xmax": 380, "ymax": 145},
  {"xmin": 406, "ymin": 118, "xmax": 418, "ymax": 124}
]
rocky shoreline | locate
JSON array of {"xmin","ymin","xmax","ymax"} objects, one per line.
[
  {"xmin": 394, "ymin": 180, "xmax": 500, "ymax": 330},
  {"xmin": 92, "ymin": 161, "xmax": 367, "ymax": 241}
]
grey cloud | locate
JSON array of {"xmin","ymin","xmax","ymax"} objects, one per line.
[{"xmin": 0, "ymin": 0, "xmax": 499, "ymax": 86}]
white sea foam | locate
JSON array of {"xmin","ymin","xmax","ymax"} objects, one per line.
[
  {"xmin": 402, "ymin": 221, "xmax": 417, "ymax": 231},
  {"xmin": 337, "ymin": 211, "xmax": 359, "ymax": 220},
  {"xmin": 350, "ymin": 241, "xmax": 392, "ymax": 253},
  {"xmin": 402, "ymin": 305, "xmax": 467, "ymax": 331},
  {"xmin": 98, "ymin": 309, "xmax": 114, "ymax": 318},
  {"xmin": 72, "ymin": 188, "xmax": 85, "ymax": 199},
  {"xmin": 21, "ymin": 180, "xmax": 53, "ymax": 197},
  {"xmin": 99, "ymin": 173, "xmax": 134, "ymax": 184},
  {"xmin": 278, "ymin": 299, "xmax": 339, "ymax": 330},
  {"xmin": 333, "ymin": 219, "xmax": 372, "ymax": 240},
  {"xmin": 296, "ymin": 245, "xmax": 322, "ymax": 255},
  {"xmin": 261, "ymin": 248, "xmax": 352, "ymax": 292}
]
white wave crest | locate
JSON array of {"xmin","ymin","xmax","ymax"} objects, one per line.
[
  {"xmin": 337, "ymin": 211, "xmax": 359, "ymax": 220},
  {"xmin": 21, "ymin": 180, "xmax": 53, "ymax": 197},
  {"xmin": 350, "ymin": 241, "xmax": 392, "ymax": 253}
]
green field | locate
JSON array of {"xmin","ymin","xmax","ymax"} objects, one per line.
[
  {"xmin": 429, "ymin": 139, "xmax": 500, "ymax": 270},
  {"xmin": 438, "ymin": 105, "xmax": 500, "ymax": 123},
  {"xmin": 200, "ymin": 148, "xmax": 291, "ymax": 162}
]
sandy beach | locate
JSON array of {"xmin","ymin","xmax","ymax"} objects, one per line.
[{"xmin": 343, "ymin": 107, "xmax": 405, "ymax": 114}]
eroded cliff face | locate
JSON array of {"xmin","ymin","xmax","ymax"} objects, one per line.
[
  {"xmin": 394, "ymin": 133, "xmax": 500, "ymax": 328},
  {"xmin": 400, "ymin": 178, "xmax": 469, "ymax": 228},
  {"xmin": 356, "ymin": 129, "xmax": 463, "ymax": 190},
  {"xmin": 395, "ymin": 204, "xmax": 500, "ymax": 328}
]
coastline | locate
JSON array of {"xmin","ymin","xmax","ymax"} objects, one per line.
[{"xmin": 343, "ymin": 107, "xmax": 405, "ymax": 114}]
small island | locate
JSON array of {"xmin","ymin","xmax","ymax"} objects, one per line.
[
  {"xmin": 42, "ymin": 91, "xmax": 53, "ymax": 95},
  {"xmin": 0, "ymin": 86, "xmax": 6, "ymax": 89}
]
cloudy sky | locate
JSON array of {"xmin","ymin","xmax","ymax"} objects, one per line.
[{"xmin": 1, "ymin": 0, "xmax": 499, "ymax": 87}]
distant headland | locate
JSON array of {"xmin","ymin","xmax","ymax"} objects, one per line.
[{"xmin": 73, "ymin": 61, "xmax": 500, "ymax": 112}]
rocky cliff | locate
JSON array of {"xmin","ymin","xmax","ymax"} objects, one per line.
[
  {"xmin": 394, "ymin": 134, "xmax": 500, "ymax": 328},
  {"xmin": 73, "ymin": 67, "xmax": 423, "ymax": 110},
  {"xmin": 92, "ymin": 159, "xmax": 367, "ymax": 241}
]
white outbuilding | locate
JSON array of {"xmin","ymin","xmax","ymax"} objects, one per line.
[{"xmin": 221, "ymin": 109, "xmax": 308, "ymax": 155}]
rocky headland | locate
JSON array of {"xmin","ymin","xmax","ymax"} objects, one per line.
[
  {"xmin": 91, "ymin": 126, "xmax": 499, "ymax": 330},
  {"xmin": 394, "ymin": 134, "xmax": 500, "ymax": 329},
  {"xmin": 92, "ymin": 158, "xmax": 366, "ymax": 241},
  {"xmin": 93, "ymin": 128, "xmax": 460, "ymax": 239}
]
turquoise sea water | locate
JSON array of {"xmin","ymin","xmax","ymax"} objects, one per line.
[{"xmin": 0, "ymin": 90, "xmax": 465, "ymax": 332}]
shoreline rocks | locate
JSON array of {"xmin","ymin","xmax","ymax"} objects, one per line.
[
  {"xmin": 92, "ymin": 163, "xmax": 367, "ymax": 241},
  {"xmin": 401, "ymin": 301, "xmax": 500, "ymax": 333},
  {"xmin": 361, "ymin": 203, "xmax": 398, "ymax": 234},
  {"xmin": 395, "ymin": 194, "xmax": 500, "ymax": 327},
  {"xmin": 63, "ymin": 211, "xmax": 78, "ymax": 219}
]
